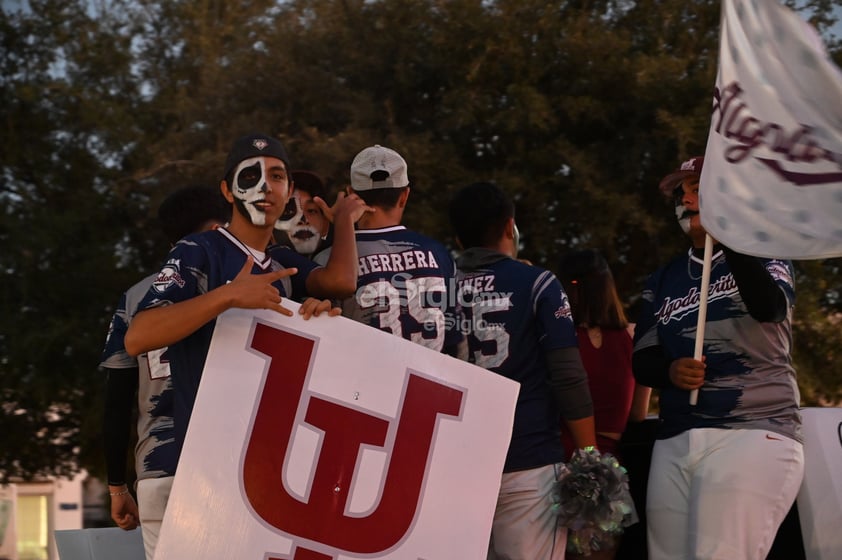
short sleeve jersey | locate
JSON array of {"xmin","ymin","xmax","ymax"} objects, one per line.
[
  {"xmin": 135, "ymin": 227, "xmax": 312, "ymax": 458},
  {"xmin": 457, "ymin": 252, "xmax": 578, "ymax": 472},
  {"xmin": 267, "ymin": 244, "xmax": 319, "ymax": 302},
  {"xmin": 100, "ymin": 274, "xmax": 177, "ymax": 479},
  {"xmin": 633, "ymin": 249, "xmax": 801, "ymax": 442},
  {"xmin": 316, "ymin": 226, "xmax": 461, "ymax": 353}
]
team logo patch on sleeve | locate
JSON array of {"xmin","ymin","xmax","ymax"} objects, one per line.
[
  {"xmin": 152, "ymin": 259, "xmax": 186, "ymax": 292},
  {"xmin": 554, "ymin": 291, "xmax": 573, "ymax": 320},
  {"xmin": 553, "ymin": 306, "xmax": 572, "ymax": 320},
  {"xmin": 766, "ymin": 261, "xmax": 793, "ymax": 286}
]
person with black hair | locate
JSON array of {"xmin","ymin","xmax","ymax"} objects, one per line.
[
  {"xmin": 156, "ymin": 184, "xmax": 232, "ymax": 247},
  {"xmin": 449, "ymin": 181, "xmax": 596, "ymax": 560},
  {"xmin": 275, "ymin": 170, "xmax": 333, "ymax": 258},
  {"xmin": 100, "ymin": 184, "xmax": 229, "ymax": 559}
]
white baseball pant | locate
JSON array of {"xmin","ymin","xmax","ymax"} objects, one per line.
[{"xmin": 646, "ymin": 428, "xmax": 803, "ymax": 560}]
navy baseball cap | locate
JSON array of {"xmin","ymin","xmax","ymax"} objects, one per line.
[
  {"xmin": 291, "ymin": 170, "xmax": 327, "ymax": 199},
  {"xmin": 223, "ymin": 133, "xmax": 291, "ymax": 181},
  {"xmin": 658, "ymin": 156, "xmax": 704, "ymax": 196}
]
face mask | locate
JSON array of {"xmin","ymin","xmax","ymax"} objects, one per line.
[
  {"xmin": 512, "ymin": 223, "xmax": 520, "ymax": 259},
  {"xmin": 288, "ymin": 224, "xmax": 322, "ymax": 255},
  {"xmin": 231, "ymin": 157, "xmax": 275, "ymax": 226}
]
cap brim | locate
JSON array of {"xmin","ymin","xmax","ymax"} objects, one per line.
[{"xmin": 658, "ymin": 170, "xmax": 699, "ymax": 196}]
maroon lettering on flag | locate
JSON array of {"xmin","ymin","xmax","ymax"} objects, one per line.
[
  {"xmin": 711, "ymin": 81, "xmax": 840, "ymax": 183},
  {"xmin": 699, "ymin": 0, "xmax": 842, "ymax": 259}
]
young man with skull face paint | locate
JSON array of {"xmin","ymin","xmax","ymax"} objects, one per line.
[
  {"xmin": 125, "ymin": 132, "xmax": 371, "ymax": 477},
  {"xmin": 274, "ymin": 170, "xmax": 333, "ymax": 259},
  {"xmin": 631, "ymin": 156, "xmax": 803, "ymax": 559}
]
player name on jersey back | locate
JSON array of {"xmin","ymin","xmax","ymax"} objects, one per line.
[{"xmin": 357, "ymin": 249, "xmax": 440, "ymax": 276}]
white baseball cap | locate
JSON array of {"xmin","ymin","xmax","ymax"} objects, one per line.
[{"xmin": 350, "ymin": 145, "xmax": 409, "ymax": 191}]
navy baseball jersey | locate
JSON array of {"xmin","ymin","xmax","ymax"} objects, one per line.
[
  {"xmin": 457, "ymin": 249, "xmax": 578, "ymax": 472},
  {"xmin": 267, "ymin": 243, "xmax": 319, "ymax": 302},
  {"xmin": 101, "ymin": 274, "xmax": 177, "ymax": 479},
  {"xmin": 633, "ymin": 248, "xmax": 802, "ymax": 442},
  {"xmin": 315, "ymin": 226, "xmax": 462, "ymax": 353},
  {"xmin": 135, "ymin": 227, "xmax": 312, "ymax": 459}
]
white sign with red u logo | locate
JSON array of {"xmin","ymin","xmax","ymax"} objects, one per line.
[{"xmin": 155, "ymin": 306, "xmax": 519, "ymax": 560}]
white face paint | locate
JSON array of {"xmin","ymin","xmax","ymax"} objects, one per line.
[
  {"xmin": 673, "ymin": 177, "xmax": 700, "ymax": 236},
  {"xmin": 231, "ymin": 157, "xmax": 275, "ymax": 226},
  {"xmin": 274, "ymin": 195, "xmax": 303, "ymax": 231},
  {"xmin": 676, "ymin": 202, "xmax": 692, "ymax": 234},
  {"xmin": 289, "ymin": 225, "xmax": 323, "ymax": 255}
]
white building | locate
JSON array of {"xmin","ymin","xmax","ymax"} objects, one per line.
[{"xmin": 0, "ymin": 472, "xmax": 92, "ymax": 560}]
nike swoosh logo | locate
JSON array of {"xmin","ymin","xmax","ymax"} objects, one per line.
[{"xmin": 766, "ymin": 434, "xmax": 782, "ymax": 441}]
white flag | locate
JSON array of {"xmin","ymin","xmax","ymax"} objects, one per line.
[{"xmin": 700, "ymin": 0, "xmax": 842, "ymax": 259}]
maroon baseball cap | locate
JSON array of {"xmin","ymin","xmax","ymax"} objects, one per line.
[{"xmin": 658, "ymin": 156, "xmax": 704, "ymax": 196}]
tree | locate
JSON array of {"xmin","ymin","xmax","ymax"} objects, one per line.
[
  {"xmin": 0, "ymin": 0, "xmax": 148, "ymax": 481},
  {"xmin": 1, "ymin": 0, "xmax": 840, "ymax": 483}
]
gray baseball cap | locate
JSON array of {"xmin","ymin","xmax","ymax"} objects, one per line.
[{"xmin": 350, "ymin": 145, "xmax": 409, "ymax": 191}]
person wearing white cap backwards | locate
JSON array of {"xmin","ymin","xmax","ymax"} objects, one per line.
[
  {"xmin": 631, "ymin": 156, "xmax": 804, "ymax": 559},
  {"xmin": 315, "ymin": 144, "xmax": 463, "ymax": 356}
]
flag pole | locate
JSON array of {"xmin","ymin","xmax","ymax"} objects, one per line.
[{"xmin": 690, "ymin": 233, "xmax": 714, "ymax": 406}]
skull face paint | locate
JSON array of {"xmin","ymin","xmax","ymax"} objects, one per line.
[
  {"xmin": 231, "ymin": 156, "xmax": 288, "ymax": 226},
  {"xmin": 672, "ymin": 179, "xmax": 699, "ymax": 235},
  {"xmin": 282, "ymin": 192, "xmax": 328, "ymax": 254},
  {"xmin": 289, "ymin": 225, "xmax": 323, "ymax": 255},
  {"xmin": 675, "ymin": 201, "xmax": 693, "ymax": 234},
  {"xmin": 274, "ymin": 195, "xmax": 303, "ymax": 232}
]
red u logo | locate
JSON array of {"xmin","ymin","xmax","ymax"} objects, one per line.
[{"xmin": 242, "ymin": 322, "xmax": 464, "ymax": 558}]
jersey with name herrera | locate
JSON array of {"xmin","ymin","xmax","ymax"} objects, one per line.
[
  {"xmin": 457, "ymin": 250, "xmax": 578, "ymax": 472},
  {"xmin": 135, "ymin": 227, "xmax": 315, "ymax": 460},
  {"xmin": 315, "ymin": 225, "xmax": 462, "ymax": 353},
  {"xmin": 633, "ymin": 249, "xmax": 801, "ymax": 442}
]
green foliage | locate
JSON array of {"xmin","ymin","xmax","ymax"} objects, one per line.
[
  {"xmin": 1, "ymin": 0, "xmax": 841, "ymax": 481},
  {"xmin": 0, "ymin": 1, "xmax": 143, "ymax": 482},
  {"xmin": 791, "ymin": 260, "xmax": 842, "ymax": 405}
]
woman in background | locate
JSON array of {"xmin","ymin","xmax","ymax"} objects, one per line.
[
  {"xmin": 557, "ymin": 249, "xmax": 651, "ymax": 560},
  {"xmin": 558, "ymin": 248, "xmax": 651, "ymax": 460}
]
